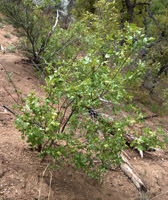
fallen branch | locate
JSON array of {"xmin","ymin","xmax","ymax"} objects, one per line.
[
  {"xmin": 94, "ymin": 111, "xmax": 138, "ymax": 144},
  {"xmin": 88, "ymin": 109, "xmax": 154, "ymax": 192},
  {"xmin": 95, "ymin": 111, "xmax": 157, "ymax": 147},
  {"xmin": 140, "ymin": 114, "xmax": 158, "ymax": 120},
  {"xmin": 120, "ymin": 152, "xmax": 147, "ymax": 192},
  {"xmin": 99, "ymin": 97, "xmax": 123, "ymax": 107},
  {"xmin": 89, "ymin": 110, "xmax": 157, "ymax": 158}
]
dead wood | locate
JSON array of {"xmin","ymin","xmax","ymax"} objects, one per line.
[
  {"xmin": 97, "ymin": 112, "xmax": 157, "ymax": 152},
  {"xmin": 120, "ymin": 151, "xmax": 147, "ymax": 192},
  {"xmin": 140, "ymin": 114, "xmax": 158, "ymax": 120},
  {"xmin": 92, "ymin": 110, "xmax": 149, "ymax": 192}
]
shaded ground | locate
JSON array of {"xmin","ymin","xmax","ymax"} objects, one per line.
[{"xmin": 0, "ymin": 17, "xmax": 168, "ymax": 200}]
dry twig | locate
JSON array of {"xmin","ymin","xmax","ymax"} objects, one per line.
[
  {"xmin": 38, "ymin": 164, "xmax": 49, "ymax": 200},
  {"xmin": 38, "ymin": 10, "xmax": 59, "ymax": 55},
  {"xmin": 48, "ymin": 170, "xmax": 53, "ymax": 200},
  {"xmin": 0, "ymin": 62, "xmax": 23, "ymax": 104}
]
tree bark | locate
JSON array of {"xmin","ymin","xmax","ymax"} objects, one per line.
[
  {"xmin": 124, "ymin": 0, "xmax": 150, "ymax": 23},
  {"xmin": 124, "ymin": 0, "xmax": 136, "ymax": 23}
]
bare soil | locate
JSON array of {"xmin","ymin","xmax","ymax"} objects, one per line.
[{"xmin": 0, "ymin": 18, "xmax": 168, "ymax": 200}]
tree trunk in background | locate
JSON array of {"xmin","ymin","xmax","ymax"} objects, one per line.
[{"xmin": 124, "ymin": 0, "xmax": 136, "ymax": 23}]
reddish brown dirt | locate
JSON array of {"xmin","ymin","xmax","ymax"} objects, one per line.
[{"xmin": 0, "ymin": 18, "xmax": 168, "ymax": 200}]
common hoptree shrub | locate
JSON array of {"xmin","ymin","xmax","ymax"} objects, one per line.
[
  {"xmin": 14, "ymin": 21, "xmax": 167, "ymax": 180},
  {"xmin": 0, "ymin": 0, "xmax": 164, "ymax": 179}
]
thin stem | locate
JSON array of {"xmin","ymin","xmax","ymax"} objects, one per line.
[
  {"xmin": 2, "ymin": 105, "xmax": 16, "ymax": 116},
  {"xmin": 59, "ymin": 97, "xmax": 68, "ymax": 112},
  {"xmin": 61, "ymin": 109, "xmax": 76, "ymax": 133},
  {"xmin": 58, "ymin": 99, "xmax": 74, "ymax": 133},
  {"xmin": 146, "ymin": 5, "xmax": 162, "ymax": 36},
  {"xmin": 1, "ymin": 63, "xmax": 23, "ymax": 104},
  {"xmin": 3, "ymin": 86, "xmax": 19, "ymax": 105},
  {"xmin": 51, "ymin": 37, "xmax": 77, "ymax": 57},
  {"xmin": 93, "ymin": 47, "xmax": 136, "ymax": 101}
]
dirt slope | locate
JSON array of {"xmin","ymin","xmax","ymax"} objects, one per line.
[{"xmin": 0, "ymin": 18, "xmax": 168, "ymax": 200}]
